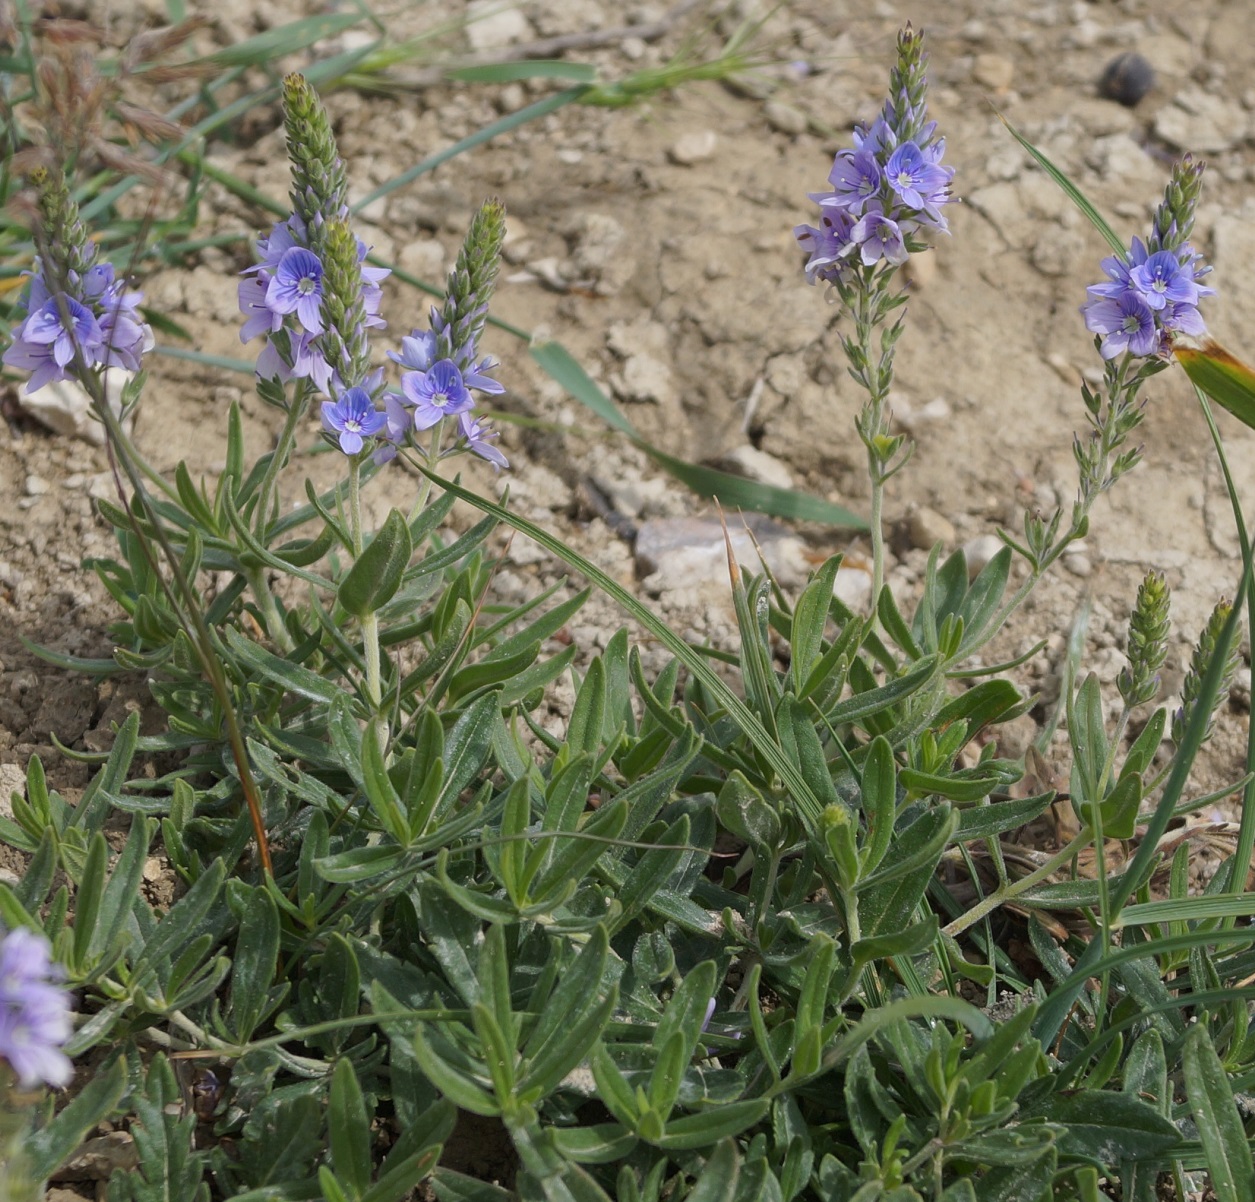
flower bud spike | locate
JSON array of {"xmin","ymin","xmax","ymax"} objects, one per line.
[
  {"xmin": 1118, "ymin": 570, "xmax": 1171, "ymax": 708},
  {"xmin": 281, "ymin": 73, "xmax": 349, "ymax": 237},
  {"xmin": 434, "ymin": 198, "xmax": 506, "ymax": 363},
  {"xmin": 1172, "ymin": 600, "xmax": 1242, "ymax": 747}
]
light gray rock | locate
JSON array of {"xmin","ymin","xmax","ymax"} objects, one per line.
[
  {"xmin": 466, "ymin": 0, "xmax": 532, "ymax": 50},
  {"xmin": 907, "ymin": 505, "xmax": 957, "ymax": 550},
  {"xmin": 720, "ymin": 446, "xmax": 794, "ymax": 491},
  {"xmin": 636, "ymin": 515, "xmax": 808, "ymax": 591},
  {"xmin": 668, "ymin": 130, "xmax": 718, "ymax": 165},
  {"xmin": 18, "ymin": 367, "xmax": 134, "ymax": 446}
]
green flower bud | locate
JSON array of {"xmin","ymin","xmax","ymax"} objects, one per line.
[
  {"xmin": 1172, "ymin": 599, "xmax": 1241, "ymax": 746},
  {"xmin": 1118, "ymin": 570, "xmax": 1171, "ymax": 708}
]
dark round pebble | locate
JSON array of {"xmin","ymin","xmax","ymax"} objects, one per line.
[{"xmin": 1099, "ymin": 52, "xmax": 1156, "ymax": 106}]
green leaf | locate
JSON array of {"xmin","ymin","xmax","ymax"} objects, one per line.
[
  {"xmin": 433, "ymin": 1168, "xmax": 516, "ymax": 1202},
  {"xmin": 413, "ymin": 1027, "xmax": 502, "ymax": 1117},
  {"xmin": 1033, "ymin": 1091, "xmax": 1179, "ymax": 1167},
  {"xmin": 827, "ymin": 654, "xmax": 940, "ymax": 727},
  {"xmin": 236, "ymin": 1092, "xmax": 323, "ymax": 1187},
  {"xmin": 715, "ymin": 773, "xmax": 781, "ymax": 852},
  {"xmin": 777, "ymin": 698, "xmax": 839, "ymax": 810},
  {"xmin": 90, "ymin": 813, "xmax": 150, "ymax": 966},
  {"xmin": 685, "ymin": 1139, "xmax": 741, "ymax": 1202},
  {"xmin": 227, "ymin": 884, "xmax": 282, "ymax": 1044},
  {"xmin": 1122, "ymin": 1029, "xmax": 1169, "ymax": 1202},
  {"xmin": 339, "ymin": 507, "xmax": 413, "ymax": 617},
  {"xmin": 652, "ymin": 1101, "xmax": 769, "ymax": 1151},
  {"xmin": 607, "ymin": 813, "xmax": 690, "ymax": 934},
  {"xmin": 1116, "ymin": 893, "xmax": 1255, "ymax": 927},
  {"xmin": 71, "ymin": 832, "xmax": 108, "ymax": 972},
  {"xmin": 110, "ymin": 1054, "xmax": 207, "ymax": 1202},
  {"xmin": 330, "ymin": 1057, "xmax": 372, "ymax": 1200},
  {"xmin": 27, "ymin": 1055, "xmax": 127, "ymax": 1181},
  {"xmin": 1176, "ymin": 338, "xmax": 1255, "ymax": 432},
  {"xmin": 222, "ymin": 625, "xmax": 346, "ymax": 704},
  {"xmin": 956, "ymin": 792, "xmax": 1055, "ymax": 841},
  {"xmin": 1183, "ymin": 1023, "xmax": 1255, "ymax": 1201},
  {"xmin": 361, "ymin": 717, "xmax": 410, "ymax": 844},
  {"xmin": 789, "ymin": 555, "xmax": 844, "ymax": 691},
  {"xmin": 549, "ymin": 1124, "xmax": 638, "ymax": 1164},
  {"xmin": 860, "ymin": 736, "xmax": 897, "ymax": 875}
]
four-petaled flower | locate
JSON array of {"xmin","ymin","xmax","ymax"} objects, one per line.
[
  {"xmin": 321, "ymin": 386, "xmax": 388, "ymax": 455},
  {"xmin": 0, "ymin": 925, "xmax": 73, "ymax": 1089},
  {"xmin": 266, "ymin": 247, "xmax": 326, "ymax": 334},
  {"xmin": 1082, "ymin": 290, "xmax": 1159, "ymax": 360},
  {"xmin": 401, "ymin": 359, "xmax": 475, "ymax": 430}
]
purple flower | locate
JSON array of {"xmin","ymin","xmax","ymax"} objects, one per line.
[
  {"xmin": 828, "ymin": 148, "xmax": 882, "ymax": 213},
  {"xmin": 884, "ymin": 142, "xmax": 951, "ymax": 215},
  {"xmin": 388, "ymin": 329, "xmax": 439, "ymax": 373},
  {"xmin": 321, "ymin": 386, "xmax": 387, "ymax": 454},
  {"xmin": 238, "ymin": 214, "xmax": 391, "ymax": 385},
  {"xmin": 1130, "ymin": 248, "xmax": 1200, "ymax": 311},
  {"xmin": 391, "ymin": 325, "xmax": 505, "ymax": 398},
  {"xmin": 795, "ymin": 206, "xmax": 856, "ymax": 285},
  {"xmin": 3, "ymin": 258, "xmax": 152, "ymax": 393},
  {"xmin": 1082, "ymin": 289, "xmax": 1160, "ymax": 360},
  {"xmin": 849, "ymin": 201, "xmax": 908, "ymax": 267},
  {"xmin": 372, "ymin": 393, "xmax": 413, "ymax": 465},
  {"xmin": 400, "ymin": 359, "xmax": 474, "ymax": 430},
  {"xmin": 457, "ymin": 410, "xmax": 508, "ymax": 470},
  {"xmin": 1160, "ymin": 298, "xmax": 1208, "ymax": 337},
  {"xmin": 0, "ymin": 926, "xmax": 73, "ymax": 1088},
  {"xmin": 796, "ymin": 55, "xmax": 954, "ymax": 288},
  {"xmin": 1081, "ymin": 236, "xmax": 1212, "ymax": 359},
  {"xmin": 239, "ymin": 275, "xmax": 281, "ymax": 343},
  {"xmin": 266, "ymin": 247, "xmax": 325, "ymax": 334}
]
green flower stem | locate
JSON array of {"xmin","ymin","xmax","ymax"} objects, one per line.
[
  {"xmin": 941, "ymin": 829, "xmax": 1092, "ymax": 939},
  {"xmin": 0, "ymin": 1073, "xmax": 39, "ymax": 1202},
  {"xmin": 1194, "ymin": 387, "xmax": 1255, "ymax": 914},
  {"xmin": 245, "ymin": 382, "xmax": 316, "ymax": 653},
  {"xmin": 348, "ymin": 456, "xmax": 385, "ymax": 744},
  {"xmin": 254, "ymin": 380, "xmax": 312, "ymax": 541},
  {"xmin": 407, "ymin": 416, "xmax": 446, "ymax": 528},
  {"xmin": 868, "ymin": 455, "xmax": 887, "ymax": 608}
]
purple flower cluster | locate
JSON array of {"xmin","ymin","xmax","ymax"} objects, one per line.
[
  {"xmin": 0, "ymin": 926, "xmax": 72, "ymax": 1088},
  {"xmin": 371, "ymin": 325, "xmax": 508, "ymax": 468},
  {"xmin": 795, "ymin": 113, "xmax": 954, "ymax": 284},
  {"xmin": 238, "ymin": 214, "xmax": 389, "ymax": 394},
  {"xmin": 241, "ymin": 216, "xmax": 509, "ymax": 470},
  {"xmin": 1081, "ymin": 236, "xmax": 1212, "ymax": 360},
  {"xmin": 315, "ymin": 326, "xmax": 508, "ymax": 468},
  {"xmin": 3, "ymin": 255, "xmax": 152, "ymax": 392}
]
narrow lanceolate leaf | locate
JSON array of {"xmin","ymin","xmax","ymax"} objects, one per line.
[
  {"xmin": 1183, "ymin": 1023, "xmax": 1255, "ymax": 1202},
  {"xmin": 1176, "ymin": 336, "xmax": 1255, "ymax": 431}
]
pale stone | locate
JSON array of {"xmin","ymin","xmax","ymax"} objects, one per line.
[
  {"xmin": 907, "ymin": 505, "xmax": 957, "ymax": 550},
  {"xmin": 668, "ymin": 130, "xmax": 718, "ymax": 165},
  {"xmin": 962, "ymin": 534, "xmax": 1005, "ymax": 579},
  {"xmin": 720, "ymin": 446, "xmax": 794, "ymax": 491},
  {"xmin": 18, "ymin": 367, "xmax": 134, "ymax": 446}
]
